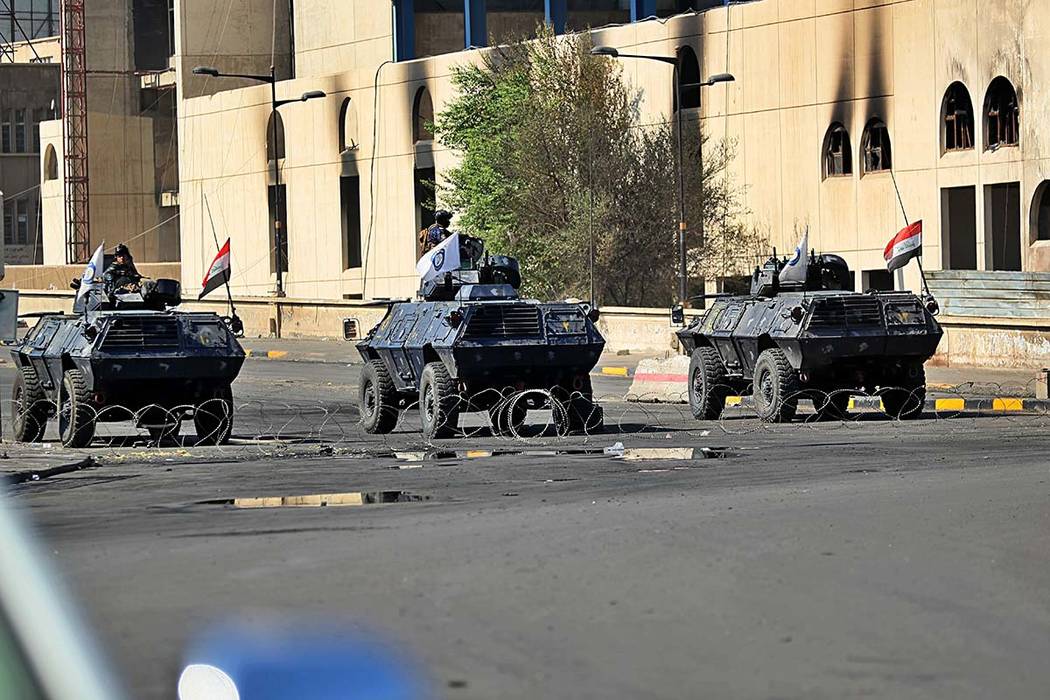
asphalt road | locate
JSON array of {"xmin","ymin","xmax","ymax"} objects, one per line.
[{"xmin": 6, "ymin": 359, "xmax": 1050, "ymax": 699}]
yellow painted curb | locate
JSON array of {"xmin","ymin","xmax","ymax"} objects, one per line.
[
  {"xmin": 246, "ymin": 349, "xmax": 290, "ymax": 359},
  {"xmin": 601, "ymin": 366, "xmax": 629, "ymax": 377},
  {"xmin": 934, "ymin": 398, "xmax": 966, "ymax": 411},
  {"xmin": 726, "ymin": 396, "xmax": 743, "ymax": 406},
  {"xmin": 992, "ymin": 397, "xmax": 1024, "ymax": 411}
]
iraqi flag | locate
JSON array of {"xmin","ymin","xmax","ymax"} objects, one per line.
[
  {"xmin": 200, "ymin": 238, "xmax": 231, "ymax": 300},
  {"xmin": 884, "ymin": 221, "xmax": 922, "ymax": 272}
]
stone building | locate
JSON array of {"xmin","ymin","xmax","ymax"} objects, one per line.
[
  {"xmin": 174, "ymin": 0, "xmax": 1050, "ymax": 309},
  {"xmin": 0, "ymin": 62, "xmax": 59, "ymax": 265}
]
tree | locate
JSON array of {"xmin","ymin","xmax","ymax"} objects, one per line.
[{"xmin": 435, "ymin": 26, "xmax": 762, "ymax": 307}]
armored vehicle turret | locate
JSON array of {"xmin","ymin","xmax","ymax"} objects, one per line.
[
  {"xmin": 357, "ymin": 237, "xmax": 605, "ymax": 440},
  {"xmin": 676, "ymin": 252, "xmax": 943, "ymax": 422},
  {"xmin": 10, "ymin": 278, "xmax": 244, "ymax": 447}
]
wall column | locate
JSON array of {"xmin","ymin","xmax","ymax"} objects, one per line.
[
  {"xmin": 545, "ymin": 0, "xmax": 566, "ymax": 34},
  {"xmin": 631, "ymin": 0, "xmax": 656, "ymax": 21},
  {"xmin": 465, "ymin": 0, "xmax": 487, "ymax": 48},
  {"xmin": 393, "ymin": 0, "xmax": 415, "ymax": 61}
]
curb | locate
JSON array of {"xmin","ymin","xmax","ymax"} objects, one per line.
[
  {"xmin": 244, "ymin": 349, "xmax": 289, "ymax": 360},
  {"xmin": 597, "ymin": 366, "xmax": 631, "ymax": 377},
  {"xmin": 631, "ymin": 391, "xmax": 1049, "ymax": 413}
]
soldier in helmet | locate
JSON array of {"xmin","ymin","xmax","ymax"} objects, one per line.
[
  {"xmin": 419, "ymin": 209, "xmax": 453, "ymax": 253},
  {"xmin": 103, "ymin": 243, "xmax": 142, "ymax": 295}
]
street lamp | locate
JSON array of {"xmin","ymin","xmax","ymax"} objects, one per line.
[
  {"xmin": 591, "ymin": 46, "xmax": 734, "ymax": 306},
  {"xmin": 192, "ymin": 65, "xmax": 327, "ymax": 297}
]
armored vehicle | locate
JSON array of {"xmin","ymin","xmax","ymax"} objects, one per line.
[
  {"xmin": 11, "ymin": 279, "xmax": 244, "ymax": 447},
  {"xmin": 676, "ymin": 252, "xmax": 943, "ymax": 422},
  {"xmin": 357, "ymin": 238, "xmax": 605, "ymax": 440}
]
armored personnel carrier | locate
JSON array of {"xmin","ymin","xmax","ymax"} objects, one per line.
[
  {"xmin": 357, "ymin": 237, "xmax": 605, "ymax": 440},
  {"xmin": 10, "ymin": 279, "xmax": 244, "ymax": 447},
  {"xmin": 676, "ymin": 252, "xmax": 942, "ymax": 422}
]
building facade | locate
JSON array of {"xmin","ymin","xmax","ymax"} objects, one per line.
[
  {"xmin": 172, "ymin": 0, "xmax": 1050, "ymax": 303},
  {"xmin": 0, "ymin": 63, "xmax": 59, "ymax": 265}
]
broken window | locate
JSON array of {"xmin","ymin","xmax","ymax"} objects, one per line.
[
  {"xmin": 413, "ymin": 86, "xmax": 434, "ymax": 143},
  {"xmin": 43, "ymin": 144, "xmax": 58, "ymax": 181},
  {"xmin": 822, "ymin": 123, "xmax": 852, "ymax": 178},
  {"xmin": 861, "ymin": 119, "xmax": 892, "ymax": 174},
  {"xmin": 266, "ymin": 111, "xmax": 285, "ymax": 161},
  {"xmin": 1034, "ymin": 182, "xmax": 1050, "ymax": 242},
  {"xmin": 675, "ymin": 45, "xmax": 701, "ymax": 111},
  {"xmin": 338, "ymin": 97, "xmax": 358, "ymax": 152},
  {"xmin": 984, "ymin": 76, "xmax": 1019, "ymax": 150},
  {"xmin": 942, "ymin": 81, "xmax": 974, "ymax": 152}
]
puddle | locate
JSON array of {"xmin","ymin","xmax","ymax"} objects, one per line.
[
  {"xmin": 197, "ymin": 491, "xmax": 429, "ymax": 509},
  {"xmin": 603, "ymin": 443, "xmax": 735, "ymax": 461}
]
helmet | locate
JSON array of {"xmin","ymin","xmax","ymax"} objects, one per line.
[
  {"xmin": 114, "ymin": 243, "xmax": 131, "ymax": 258},
  {"xmin": 433, "ymin": 209, "xmax": 452, "ymax": 225}
]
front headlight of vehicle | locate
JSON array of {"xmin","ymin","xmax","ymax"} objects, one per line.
[
  {"xmin": 546, "ymin": 311, "xmax": 587, "ymax": 335},
  {"xmin": 188, "ymin": 322, "xmax": 228, "ymax": 347},
  {"xmin": 884, "ymin": 302, "xmax": 925, "ymax": 325}
]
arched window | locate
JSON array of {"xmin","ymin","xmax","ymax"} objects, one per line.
[
  {"xmin": 338, "ymin": 97, "xmax": 358, "ymax": 152},
  {"xmin": 984, "ymin": 76, "xmax": 1019, "ymax": 150},
  {"xmin": 267, "ymin": 111, "xmax": 285, "ymax": 160},
  {"xmin": 861, "ymin": 118, "xmax": 892, "ymax": 173},
  {"xmin": 675, "ymin": 45, "xmax": 701, "ymax": 111},
  {"xmin": 413, "ymin": 86, "xmax": 434, "ymax": 143},
  {"xmin": 942, "ymin": 82, "xmax": 974, "ymax": 152},
  {"xmin": 1031, "ymin": 181, "xmax": 1050, "ymax": 242},
  {"xmin": 822, "ymin": 122, "xmax": 852, "ymax": 178},
  {"xmin": 43, "ymin": 144, "xmax": 58, "ymax": 181}
]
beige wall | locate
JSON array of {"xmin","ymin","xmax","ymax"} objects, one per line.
[{"xmin": 177, "ymin": 0, "xmax": 1050, "ymax": 305}]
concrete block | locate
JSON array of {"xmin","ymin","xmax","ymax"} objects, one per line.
[
  {"xmin": 1037, "ymin": 369, "xmax": 1049, "ymax": 400},
  {"xmin": 626, "ymin": 355, "xmax": 690, "ymax": 404}
]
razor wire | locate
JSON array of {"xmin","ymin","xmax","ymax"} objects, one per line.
[{"xmin": 3, "ymin": 381, "xmax": 1050, "ymax": 467}]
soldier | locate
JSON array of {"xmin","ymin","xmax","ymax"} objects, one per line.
[
  {"xmin": 103, "ymin": 243, "xmax": 142, "ymax": 295},
  {"xmin": 420, "ymin": 209, "xmax": 453, "ymax": 253}
]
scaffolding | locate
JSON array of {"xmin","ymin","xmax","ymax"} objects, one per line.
[{"xmin": 60, "ymin": 0, "xmax": 89, "ymax": 263}]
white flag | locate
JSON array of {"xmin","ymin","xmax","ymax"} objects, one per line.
[
  {"xmin": 77, "ymin": 243, "xmax": 105, "ymax": 299},
  {"xmin": 416, "ymin": 233, "xmax": 461, "ymax": 283},
  {"xmin": 779, "ymin": 228, "xmax": 808, "ymax": 283}
]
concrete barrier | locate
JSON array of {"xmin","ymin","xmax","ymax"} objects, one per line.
[
  {"xmin": 626, "ymin": 355, "xmax": 690, "ymax": 403},
  {"xmin": 13, "ymin": 285, "xmax": 1050, "ymax": 370}
]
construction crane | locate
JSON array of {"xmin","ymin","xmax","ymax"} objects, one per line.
[{"xmin": 60, "ymin": 0, "xmax": 89, "ymax": 264}]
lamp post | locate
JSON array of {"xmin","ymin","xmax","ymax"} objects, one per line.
[
  {"xmin": 192, "ymin": 65, "xmax": 326, "ymax": 297},
  {"xmin": 590, "ymin": 46, "xmax": 733, "ymax": 305}
]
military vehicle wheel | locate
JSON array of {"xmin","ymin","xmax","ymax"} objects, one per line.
[
  {"xmin": 752, "ymin": 348, "xmax": 800, "ymax": 423},
  {"xmin": 147, "ymin": 421, "xmax": 182, "ymax": 444},
  {"xmin": 193, "ymin": 388, "xmax": 234, "ymax": 445},
  {"xmin": 688, "ymin": 347, "xmax": 730, "ymax": 420},
  {"xmin": 420, "ymin": 362, "xmax": 461, "ymax": 440},
  {"xmin": 490, "ymin": 400, "xmax": 527, "ymax": 436},
  {"xmin": 880, "ymin": 364, "xmax": 926, "ymax": 420},
  {"xmin": 813, "ymin": 391, "xmax": 851, "ymax": 421},
  {"xmin": 359, "ymin": 360, "xmax": 399, "ymax": 434},
  {"xmin": 12, "ymin": 365, "xmax": 49, "ymax": 443},
  {"xmin": 557, "ymin": 376, "xmax": 604, "ymax": 434},
  {"xmin": 58, "ymin": 368, "xmax": 96, "ymax": 448}
]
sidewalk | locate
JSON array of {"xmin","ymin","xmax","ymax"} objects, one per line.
[{"xmin": 240, "ymin": 338, "xmax": 1043, "ymax": 394}]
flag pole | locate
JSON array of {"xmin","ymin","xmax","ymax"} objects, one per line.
[
  {"xmin": 889, "ymin": 168, "xmax": 931, "ymax": 297},
  {"xmin": 203, "ymin": 194, "xmax": 242, "ymax": 335}
]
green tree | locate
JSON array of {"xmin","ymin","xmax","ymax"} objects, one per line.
[{"xmin": 435, "ymin": 26, "xmax": 762, "ymax": 306}]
